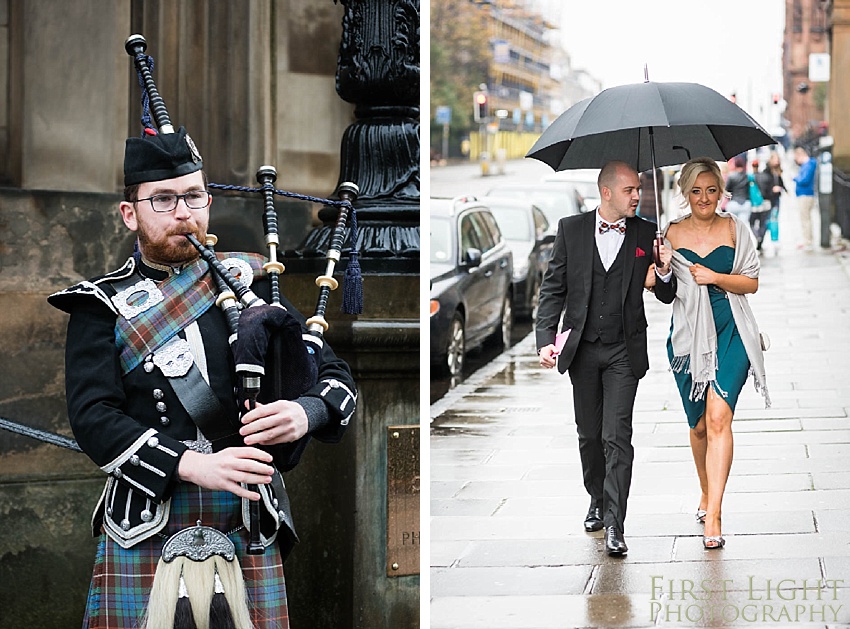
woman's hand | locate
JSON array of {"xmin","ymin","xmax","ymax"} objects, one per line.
[
  {"xmin": 689, "ymin": 263, "xmax": 718, "ymax": 286},
  {"xmin": 644, "ymin": 264, "xmax": 657, "ymax": 290}
]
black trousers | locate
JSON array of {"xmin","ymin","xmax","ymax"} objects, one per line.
[{"xmin": 568, "ymin": 338, "xmax": 639, "ymax": 532}]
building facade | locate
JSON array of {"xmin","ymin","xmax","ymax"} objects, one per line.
[{"xmin": 783, "ymin": 0, "xmax": 830, "ymax": 143}]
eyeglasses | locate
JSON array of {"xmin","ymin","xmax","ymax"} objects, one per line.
[{"xmin": 134, "ymin": 190, "xmax": 212, "ymax": 213}]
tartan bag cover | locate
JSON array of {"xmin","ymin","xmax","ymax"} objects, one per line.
[{"xmin": 114, "ymin": 252, "xmax": 265, "ymax": 375}]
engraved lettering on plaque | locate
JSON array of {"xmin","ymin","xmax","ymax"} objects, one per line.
[{"xmin": 386, "ymin": 425, "xmax": 419, "ymax": 577}]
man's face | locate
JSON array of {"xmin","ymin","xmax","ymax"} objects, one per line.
[
  {"xmin": 601, "ymin": 166, "xmax": 640, "ymax": 221},
  {"xmin": 794, "ymin": 149, "xmax": 808, "ymax": 165},
  {"xmin": 120, "ymin": 171, "xmax": 210, "ymax": 265}
]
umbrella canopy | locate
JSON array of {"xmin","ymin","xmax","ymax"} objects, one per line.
[{"xmin": 527, "ymin": 81, "xmax": 775, "ymax": 173}]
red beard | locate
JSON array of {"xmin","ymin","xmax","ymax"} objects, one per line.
[{"xmin": 137, "ymin": 227, "xmax": 207, "ymax": 265}]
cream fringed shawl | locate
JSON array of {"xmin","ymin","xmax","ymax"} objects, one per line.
[{"xmin": 663, "ymin": 211, "xmax": 770, "ymax": 407}]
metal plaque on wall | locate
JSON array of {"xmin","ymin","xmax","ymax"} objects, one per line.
[{"xmin": 386, "ymin": 425, "xmax": 419, "ymax": 576}]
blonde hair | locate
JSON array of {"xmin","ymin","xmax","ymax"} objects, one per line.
[{"xmin": 677, "ymin": 157, "xmax": 726, "ymax": 209}]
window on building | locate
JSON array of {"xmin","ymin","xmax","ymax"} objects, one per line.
[
  {"xmin": 810, "ymin": 1, "xmax": 826, "ymax": 36},
  {"xmin": 792, "ymin": 0, "xmax": 803, "ymax": 34}
]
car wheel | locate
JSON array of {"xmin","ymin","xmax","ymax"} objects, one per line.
[
  {"xmin": 445, "ymin": 313, "xmax": 465, "ymax": 377},
  {"xmin": 529, "ymin": 278, "xmax": 540, "ymax": 322},
  {"xmin": 495, "ymin": 293, "xmax": 512, "ymax": 350}
]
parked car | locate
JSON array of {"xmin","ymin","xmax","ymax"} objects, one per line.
[
  {"xmin": 542, "ymin": 169, "xmax": 601, "ymax": 214},
  {"xmin": 486, "ymin": 181, "xmax": 583, "ymax": 234},
  {"xmin": 479, "ymin": 196, "xmax": 554, "ymax": 320},
  {"xmin": 430, "ymin": 197, "xmax": 513, "ymax": 377}
]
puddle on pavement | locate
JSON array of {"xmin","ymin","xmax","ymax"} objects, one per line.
[{"xmin": 429, "ymin": 425, "xmax": 489, "ymax": 437}]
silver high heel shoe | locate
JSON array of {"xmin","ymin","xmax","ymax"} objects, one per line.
[
  {"xmin": 696, "ymin": 509, "xmax": 706, "ymax": 524},
  {"xmin": 703, "ymin": 535, "xmax": 725, "ymax": 549}
]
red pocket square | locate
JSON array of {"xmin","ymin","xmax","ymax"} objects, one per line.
[{"xmin": 635, "ymin": 247, "xmax": 646, "ymax": 257}]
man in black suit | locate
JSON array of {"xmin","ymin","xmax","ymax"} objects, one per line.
[{"xmin": 536, "ymin": 161, "xmax": 676, "ymax": 556}]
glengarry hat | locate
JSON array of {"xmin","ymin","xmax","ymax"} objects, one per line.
[{"xmin": 123, "ymin": 126, "xmax": 203, "ymax": 186}]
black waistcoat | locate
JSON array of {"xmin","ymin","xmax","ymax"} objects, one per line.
[{"xmin": 582, "ymin": 240, "xmax": 626, "ymax": 343}]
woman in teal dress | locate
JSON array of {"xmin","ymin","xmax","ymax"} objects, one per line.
[{"xmin": 658, "ymin": 157, "xmax": 769, "ymax": 550}]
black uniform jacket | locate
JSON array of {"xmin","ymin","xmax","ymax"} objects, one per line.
[
  {"xmin": 49, "ymin": 255, "xmax": 356, "ymax": 555},
  {"xmin": 535, "ymin": 212, "xmax": 677, "ymax": 378}
]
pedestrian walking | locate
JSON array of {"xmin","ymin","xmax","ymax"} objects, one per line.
[
  {"xmin": 793, "ymin": 145, "xmax": 817, "ymax": 250},
  {"xmin": 724, "ymin": 155, "xmax": 752, "ymax": 225},
  {"xmin": 662, "ymin": 157, "xmax": 769, "ymax": 550},
  {"xmin": 637, "ymin": 168, "xmax": 663, "ymax": 224},
  {"xmin": 748, "ymin": 159, "xmax": 772, "ymax": 251},
  {"xmin": 762, "ymin": 152, "xmax": 787, "ymax": 247},
  {"xmin": 536, "ymin": 161, "xmax": 676, "ymax": 556}
]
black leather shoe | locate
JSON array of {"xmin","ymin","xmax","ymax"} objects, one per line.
[
  {"xmin": 584, "ymin": 506, "xmax": 603, "ymax": 532},
  {"xmin": 605, "ymin": 525, "xmax": 628, "ymax": 556}
]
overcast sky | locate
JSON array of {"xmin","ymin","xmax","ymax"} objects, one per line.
[{"xmin": 536, "ymin": 0, "xmax": 786, "ymax": 130}]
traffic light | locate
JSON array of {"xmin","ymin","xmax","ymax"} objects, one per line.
[{"xmin": 473, "ymin": 91, "xmax": 488, "ymax": 123}]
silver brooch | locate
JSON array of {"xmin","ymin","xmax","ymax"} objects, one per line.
[
  {"xmin": 162, "ymin": 521, "xmax": 235, "ymax": 563},
  {"xmin": 111, "ymin": 279, "xmax": 164, "ymax": 320},
  {"xmin": 152, "ymin": 337, "xmax": 194, "ymax": 378},
  {"xmin": 185, "ymin": 134, "xmax": 202, "ymax": 164},
  {"xmin": 220, "ymin": 257, "xmax": 254, "ymax": 288}
]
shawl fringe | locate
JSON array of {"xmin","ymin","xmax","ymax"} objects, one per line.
[
  {"xmin": 671, "ymin": 352, "xmax": 728, "ymax": 403},
  {"xmin": 749, "ymin": 365, "xmax": 772, "ymax": 408}
]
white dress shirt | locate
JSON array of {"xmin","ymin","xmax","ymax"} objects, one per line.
[
  {"xmin": 595, "ymin": 212, "xmax": 626, "ymax": 271},
  {"xmin": 595, "ymin": 211, "xmax": 671, "ymax": 281}
]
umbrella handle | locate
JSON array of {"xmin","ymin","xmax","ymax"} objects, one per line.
[{"xmin": 653, "ymin": 233, "xmax": 664, "ymax": 267}]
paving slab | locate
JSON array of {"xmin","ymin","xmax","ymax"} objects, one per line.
[{"xmin": 431, "ymin": 565, "xmax": 593, "ymax": 597}]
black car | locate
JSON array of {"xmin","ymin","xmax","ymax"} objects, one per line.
[
  {"xmin": 479, "ymin": 197, "xmax": 554, "ymax": 320},
  {"xmin": 430, "ymin": 197, "xmax": 513, "ymax": 377}
]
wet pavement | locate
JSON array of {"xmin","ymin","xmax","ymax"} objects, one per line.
[{"xmin": 430, "ymin": 201, "xmax": 850, "ymax": 628}]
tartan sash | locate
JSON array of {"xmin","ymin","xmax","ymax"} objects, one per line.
[{"xmin": 115, "ymin": 253, "xmax": 265, "ymax": 375}]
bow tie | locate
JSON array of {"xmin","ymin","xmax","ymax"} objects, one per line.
[{"xmin": 599, "ymin": 220, "xmax": 625, "ymax": 235}]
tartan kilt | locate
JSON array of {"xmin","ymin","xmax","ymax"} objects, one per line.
[{"xmin": 82, "ymin": 484, "xmax": 289, "ymax": 629}]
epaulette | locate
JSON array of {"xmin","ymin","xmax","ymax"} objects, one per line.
[{"xmin": 48, "ymin": 257, "xmax": 137, "ymax": 315}]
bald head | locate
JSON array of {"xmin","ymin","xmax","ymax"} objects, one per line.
[
  {"xmin": 597, "ymin": 161, "xmax": 640, "ymax": 222},
  {"xmin": 598, "ymin": 161, "xmax": 638, "ymax": 193}
]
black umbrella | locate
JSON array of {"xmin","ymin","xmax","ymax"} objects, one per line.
[{"xmin": 527, "ymin": 76, "xmax": 776, "ymax": 229}]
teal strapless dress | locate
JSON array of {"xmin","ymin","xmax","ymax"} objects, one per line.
[{"xmin": 666, "ymin": 246, "xmax": 750, "ymax": 428}]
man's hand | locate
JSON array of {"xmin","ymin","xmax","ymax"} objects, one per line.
[
  {"xmin": 538, "ymin": 344, "xmax": 557, "ymax": 369},
  {"xmin": 178, "ymin": 447, "xmax": 274, "ymax": 501},
  {"xmin": 240, "ymin": 400, "xmax": 309, "ymax": 446},
  {"xmin": 655, "ymin": 243, "xmax": 672, "ymax": 276}
]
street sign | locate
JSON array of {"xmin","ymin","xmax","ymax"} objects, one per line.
[
  {"xmin": 435, "ymin": 106, "xmax": 451, "ymax": 125},
  {"xmin": 809, "ymin": 53, "xmax": 830, "ymax": 82}
]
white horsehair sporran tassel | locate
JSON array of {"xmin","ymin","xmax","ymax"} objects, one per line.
[{"xmin": 143, "ymin": 521, "xmax": 254, "ymax": 629}]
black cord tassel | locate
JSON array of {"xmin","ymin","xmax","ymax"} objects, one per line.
[
  {"xmin": 174, "ymin": 574, "xmax": 199, "ymax": 629},
  {"xmin": 341, "ymin": 208, "xmax": 363, "ymax": 315},
  {"xmin": 209, "ymin": 571, "xmax": 238, "ymax": 629}
]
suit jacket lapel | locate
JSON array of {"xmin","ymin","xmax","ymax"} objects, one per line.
[
  {"xmin": 580, "ymin": 212, "xmax": 595, "ymax": 295},
  {"xmin": 621, "ymin": 217, "xmax": 637, "ymax": 303}
]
